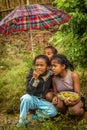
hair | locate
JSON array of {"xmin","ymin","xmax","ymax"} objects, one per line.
[
  {"xmin": 33, "ymin": 54, "xmax": 50, "ymax": 66},
  {"xmin": 44, "ymin": 45, "xmax": 58, "ymax": 55},
  {"xmin": 51, "ymin": 54, "xmax": 74, "ymax": 71}
]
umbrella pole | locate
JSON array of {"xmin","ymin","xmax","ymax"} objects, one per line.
[
  {"xmin": 29, "ymin": 30, "xmax": 35, "ymax": 58},
  {"xmin": 27, "ymin": 0, "xmax": 30, "ymax": 5}
]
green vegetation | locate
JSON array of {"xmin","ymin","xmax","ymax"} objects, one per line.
[
  {"xmin": 0, "ymin": 33, "xmax": 87, "ymax": 129},
  {"xmin": 0, "ymin": 32, "xmax": 48, "ymax": 114},
  {"xmin": 50, "ymin": 0, "xmax": 87, "ymax": 67},
  {"xmin": 0, "ymin": 0, "xmax": 87, "ymax": 129}
]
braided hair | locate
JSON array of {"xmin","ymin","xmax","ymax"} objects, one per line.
[{"xmin": 51, "ymin": 54, "xmax": 74, "ymax": 71}]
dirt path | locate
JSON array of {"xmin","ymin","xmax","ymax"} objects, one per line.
[
  {"xmin": 0, "ymin": 113, "xmax": 19, "ymax": 128},
  {"xmin": 0, "ymin": 113, "xmax": 42, "ymax": 130}
]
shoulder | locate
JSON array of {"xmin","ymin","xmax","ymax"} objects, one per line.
[
  {"xmin": 29, "ymin": 68, "xmax": 34, "ymax": 74},
  {"xmin": 52, "ymin": 76, "xmax": 58, "ymax": 82},
  {"xmin": 71, "ymin": 71, "xmax": 79, "ymax": 80}
]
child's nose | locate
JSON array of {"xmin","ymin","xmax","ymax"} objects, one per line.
[
  {"xmin": 37, "ymin": 65, "xmax": 41, "ymax": 69},
  {"xmin": 52, "ymin": 66, "xmax": 55, "ymax": 70}
]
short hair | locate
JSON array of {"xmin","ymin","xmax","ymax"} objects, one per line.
[
  {"xmin": 44, "ymin": 46, "xmax": 58, "ymax": 55},
  {"xmin": 33, "ymin": 54, "xmax": 50, "ymax": 66}
]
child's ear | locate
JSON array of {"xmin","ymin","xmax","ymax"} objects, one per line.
[{"xmin": 63, "ymin": 64, "xmax": 66, "ymax": 69}]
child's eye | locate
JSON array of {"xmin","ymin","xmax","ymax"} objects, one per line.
[
  {"xmin": 51, "ymin": 65, "xmax": 56, "ymax": 67},
  {"xmin": 35, "ymin": 64, "xmax": 44, "ymax": 67},
  {"xmin": 54, "ymin": 65, "xmax": 57, "ymax": 67},
  {"xmin": 35, "ymin": 64, "xmax": 38, "ymax": 66}
]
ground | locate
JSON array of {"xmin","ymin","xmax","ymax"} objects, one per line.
[{"xmin": 0, "ymin": 29, "xmax": 87, "ymax": 130}]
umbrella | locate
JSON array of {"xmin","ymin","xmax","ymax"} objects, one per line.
[{"xmin": 0, "ymin": 4, "xmax": 71, "ymax": 57}]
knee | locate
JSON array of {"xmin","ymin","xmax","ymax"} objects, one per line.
[
  {"xmin": 20, "ymin": 94, "xmax": 32, "ymax": 102},
  {"xmin": 57, "ymin": 99, "xmax": 64, "ymax": 109},
  {"xmin": 48, "ymin": 105, "xmax": 58, "ymax": 117},
  {"xmin": 56, "ymin": 100, "xmax": 67, "ymax": 114},
  {"xmin": 45, "ymin": 92, "xmax": 54, "ymax": 102},
  {"xmin": 68, "ymin": 107, "xmax": 84, "ymax": 116}
]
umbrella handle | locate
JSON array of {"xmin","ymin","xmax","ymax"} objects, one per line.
[{"xmin": 27, "ymin": 0, "xmax": 30, "ymax": 5}]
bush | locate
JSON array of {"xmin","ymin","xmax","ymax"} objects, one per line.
[{"xmin": 51, "ymin": 0, "xmax": 87, "ymax": 67}]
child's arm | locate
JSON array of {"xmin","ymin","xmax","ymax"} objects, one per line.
[
  {"xmin": 72, "ymin": 72, "xmax": 81, "ymax": 94},
  {"xmin": 52, "ymin": 77, "xmax": 58, "ymax": 93},
  {"xmin": 26, "ymin": 69, "xmax": 40, "ymax": 94},
  {"xmin": 26, "ymin": 68, "xmax": 33, "ymax": 87}
]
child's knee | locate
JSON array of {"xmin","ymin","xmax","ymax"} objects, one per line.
[
  {"xmin": 56, "ymin": 99, "xmax": 67, "ymax": 113},
  {"xmin": 57, "ymin": 99, "xmax": 64, "ymax": 108},
  {"xmin": 46, "ymin": 92, "xmax": 54, "ymax": 102},
  {"xmin": 68, "ymin": 107, "xmax": 84, "ymax": 116},
  {"xmin": 21, "ymin": 94, "xmax": 32, "ymax": 102},
  {"xmin": 48, "ymin": 105, "xmax": 58, "ymax": 117}
]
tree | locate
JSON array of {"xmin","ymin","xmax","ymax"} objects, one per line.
[{"xmin": 50, "ymin": 0, "xmax": 87, "ymax": 67}]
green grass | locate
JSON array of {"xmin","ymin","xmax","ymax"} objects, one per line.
[
  {"xmin": 1, "ymin": 115, "xmax": 87, "ymax": 130},
  {"xmin": 0, "ymin": 33, "xmax": 87, "ymax": 129}
]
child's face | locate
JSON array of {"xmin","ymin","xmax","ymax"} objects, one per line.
[
  {"xmin": 35, "ymin": 58, "xmax": 48, "ymax": 75},
  {"xmin": 51, "ymin": 59, "xmax": 65, "ymax": 75},
  {"xmin": 44, "ymin": 48, "xmax": 54, "ymax": 60},
  {"xmin": 52, "ymin": 96, "xmax": 58, "ymax": 105}
]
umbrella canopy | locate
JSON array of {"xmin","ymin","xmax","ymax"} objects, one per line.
[{"xmin": 0, "ymin": 4, "xmax": 71, "ymax": 35}]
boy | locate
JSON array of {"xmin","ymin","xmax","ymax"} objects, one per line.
[{"xmin": 44, "ymin": 45, "xmax": 58, "ymax": 61}]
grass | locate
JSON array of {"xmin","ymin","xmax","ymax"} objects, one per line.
[
  {"xmin": 0, "ymin": 32, "xmax": 87, "ymax": 129},
  {"xmin": 0, "ymin": 115, "xmax": 87, "ymax": 130}
]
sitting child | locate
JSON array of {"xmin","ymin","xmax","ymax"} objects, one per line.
[
  {"xmin": 17, "ymin": 55, "xmax": 57, "ymax": 127},
  {"xmin": 47, "ymin": 54, "xmax": 86, "ymax": 116},
  {"xmin": 44, "ymin": 45, "xmax": 58, "ymax": 61}
]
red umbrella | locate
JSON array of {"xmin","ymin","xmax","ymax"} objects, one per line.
[{"xmin": 0, "ymin": 4, "xmax": 71, "ymax": 57}]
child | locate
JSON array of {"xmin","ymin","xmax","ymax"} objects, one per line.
[
  {"xmin": 51, "ymin": 54, "xmax": 85, "ymax": 116},
  {"xmin": 44, "ymin": 45, "xmax": 58, "ymax": 61},
  {"xmin": 17, "ymin": 55, "xmax": 57, "ymax": 127},
  {"xmin": 44, "ymin": 46, "xmax": 58, "ymax": 100}
]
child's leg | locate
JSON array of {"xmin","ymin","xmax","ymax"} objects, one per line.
[
  {"xmin": 56, "ymin": 98, "xmax": 67, "ymax": 114},
  {"xmin": 20, "ymin": 94, "xmax": 57, "ymax": 120},
  {"xmin": 45, "ymin": 91, "xmax": 54, "ymax": 102},
  {"xmin": 52, "ymin": 96, "xmax": 67, "ymax": 114},
  {"xmin": 19, "ymin": 94, "xmax": 37, "ymax": 121},
  {"xmin": 68, "ymin": 100, "xmax": 85, "ymax": 116},
  {"xmin": 33, "ymin": 98, "xmax": 57, "ymax": 118}
]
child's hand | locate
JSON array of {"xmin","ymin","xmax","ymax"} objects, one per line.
[
  {"xmin": 52, "ymin": 96, "xmax": 58, "ymax": 105},
  {"xmin": 64, "ymin": 98, "xmax": 79, "ymax": 106},
  {"xmin": 33, "ymin": 70, "xmax": 41, "ymax": 79},
  {"xmin": 64, "ymin": 98, "xmax": 72, "ymax": 105}
]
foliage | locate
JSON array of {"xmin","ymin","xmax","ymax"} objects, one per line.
[
  {"xmin": 0, "ymin": 60, "xmax": 32, "ymax": 113},
  {"xmin": 0, "ymin": 25, "xmax": 87, "ymax": 129},
  {"xmin": 49, "ymin": 31, "xmax": 86, "ymax": 67},
  {"xmin": 0, "ymin": 37, "xmax": 33, "ymax": 113},
  {"xmin": 51, "ymin": 0, "xmax": 87, "ymax": 67},
  {"xmin": 0, "ymin": 37, "xmax": 87, "ymax": 128}
]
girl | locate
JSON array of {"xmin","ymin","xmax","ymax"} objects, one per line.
[
  {"xmin": 17, "ymin": 55, "xmax": 57, "ymax": 127},
  {"xmin": 51, "ymin": 54, "xmax": 85, "ymax": 116}
]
